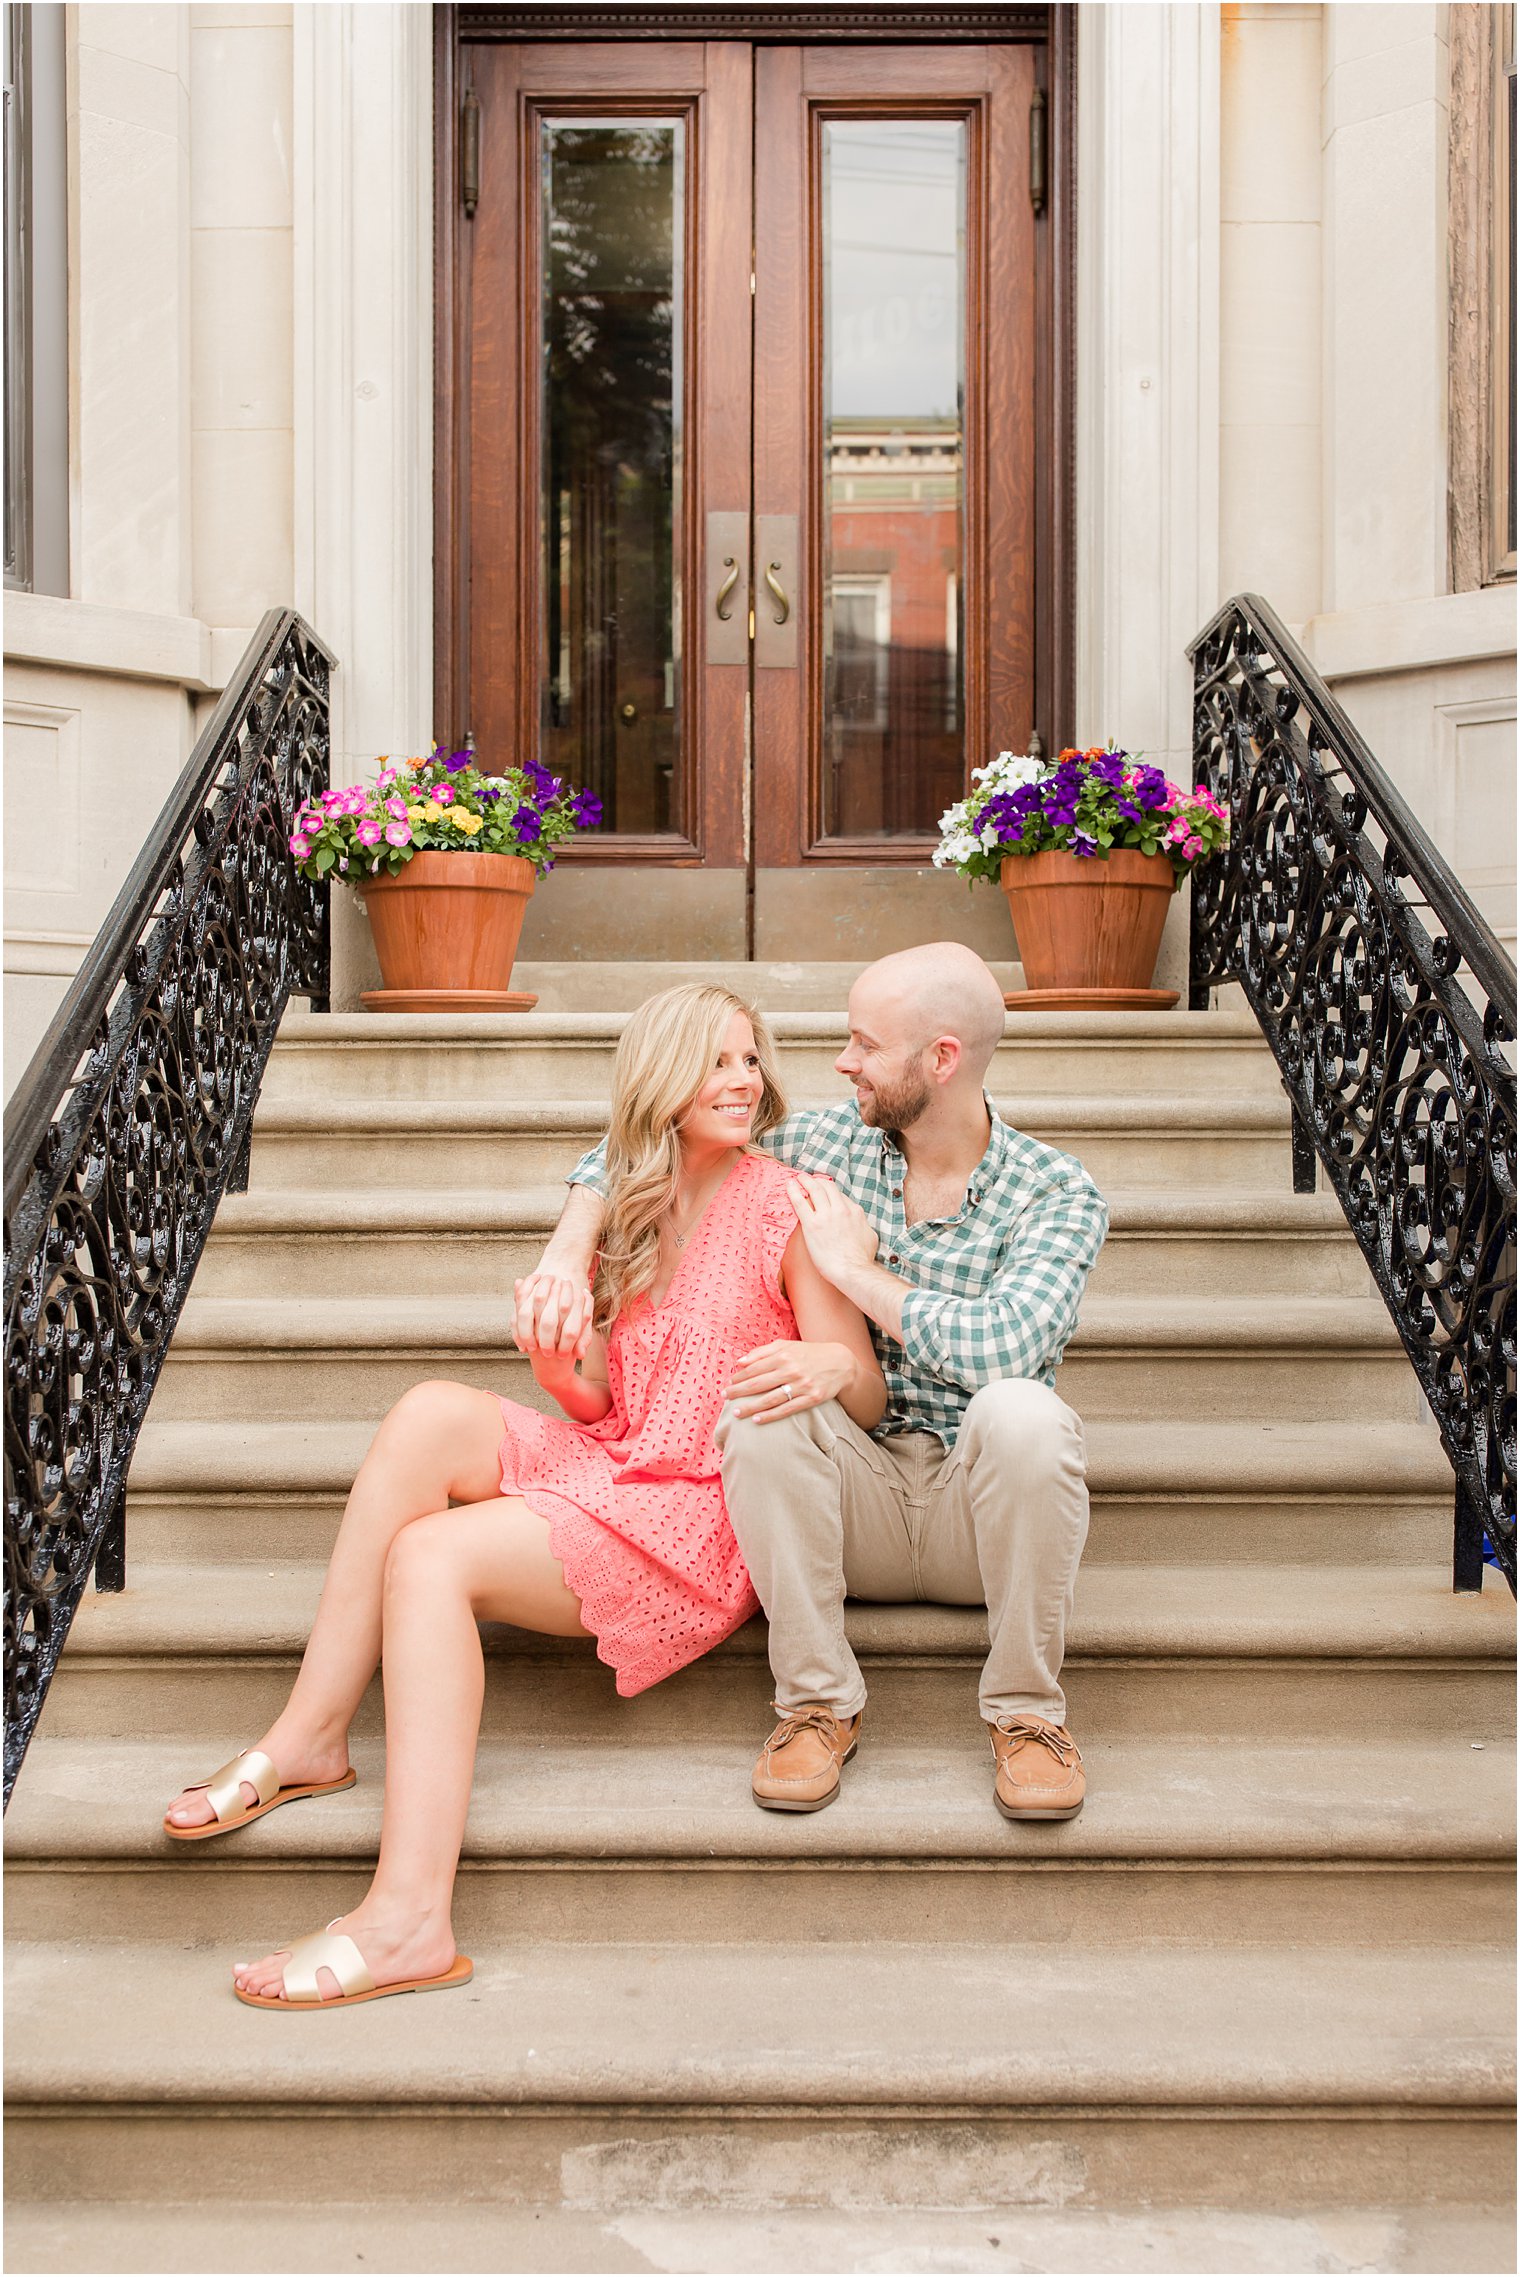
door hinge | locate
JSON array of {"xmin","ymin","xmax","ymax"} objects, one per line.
[
  {"xmin": 461, "ymin": 86, "xmax": 481, "ymax": 218},
  {"xmin": 1029, "ymin": 86, "xmax": 1047, "ymax": 215}
]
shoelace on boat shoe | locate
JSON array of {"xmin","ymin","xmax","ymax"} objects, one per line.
[
  {"xmin": 764, "ymin": 1701, "xmax": 848, "ymax": 1762},
  {"xmin": 992, "ymin": 1715, "xmax": 1082, "ymax": 1766}
]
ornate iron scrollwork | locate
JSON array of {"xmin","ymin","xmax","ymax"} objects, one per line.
[
  {"xmin": 3, "ymin": 610, "xmax": 333, "ymax": 1802},
  {"xmin": 1189, "ymin": 595, "xmax": 1516, "ymax": 1594}
]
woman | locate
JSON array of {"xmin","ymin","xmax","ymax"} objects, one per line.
[{"xmin": 161, "ymin": 985, "xmax": 885, "ymax": 2009}]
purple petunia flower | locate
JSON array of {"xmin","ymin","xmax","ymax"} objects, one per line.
[
  {"xmin": 1071, "ymin": 831, "xmax": 1099, "ymax": 857},
  {"xmin": 569, "ymin": 789, "xmax": 603, "ymax": 828},
  {"xmin": 512, "ymin": 803, "xmax": 543, "ymax": 843},
  {"xmin": 444, "ymin": 751, "xmax": 472, "ymax": 774},
  {"xmin": 524, "ymin": 760, "xmax": 562, "ymax": 804}
]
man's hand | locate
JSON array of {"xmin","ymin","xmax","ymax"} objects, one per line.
[
  {"xmin": 512, "ymin": 1271, "xmax": 595, "ymax": 1363},
  {"xmin": 785, "ymin": 1172, "xmax": 879, "ymax": 1290},
  {"xmin": 727, "ymin": 1339, "xmax": 857, "ymax": 1423},
  {"xmin": 513, "ymin": 1184, "xmax": 607, "ymax": 1361}
]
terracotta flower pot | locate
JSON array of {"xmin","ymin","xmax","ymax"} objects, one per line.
[
  {"xmin": 1000, "ymin": 848, "xmax": 1180, "ymax": 1011},
  {"xmin": 358, "ymin": 851, "xmax": 538, "ymax": 1012}
]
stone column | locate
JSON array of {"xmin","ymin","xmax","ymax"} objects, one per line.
[
  {"xmin": 293, "ymin": 0, "xmax": 434, "ymax": 1006},
  {"xmin": 1074, "ymin": 0, "xmax": 1222, "ymax": 995}
]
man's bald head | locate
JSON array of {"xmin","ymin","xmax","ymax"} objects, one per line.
[{"xmin": 850, "ymin": 942, "xmax": 1007, "ymax": 1085}]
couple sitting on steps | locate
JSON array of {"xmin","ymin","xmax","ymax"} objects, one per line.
[{"xmin": 162, "ymin": 942, "xmax": 1109, "ymax": 2010}]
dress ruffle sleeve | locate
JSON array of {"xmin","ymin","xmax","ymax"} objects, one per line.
[{"xmin": 756, "ymin": 1168, "xmax": 802, "ymax": 1304}]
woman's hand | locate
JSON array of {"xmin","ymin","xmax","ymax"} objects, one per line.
[
  {"xmin": 513, "ymin": 1272, "xmax": 595, "ymax": 1364},
  {"xmin": 726, "ymin": 1339, "xmax": 857, "ymax": 1423}
]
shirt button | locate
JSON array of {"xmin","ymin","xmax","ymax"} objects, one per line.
[{"xmin": 888, "ymin": 1253, "xmax": 899, "ymax": 1264}]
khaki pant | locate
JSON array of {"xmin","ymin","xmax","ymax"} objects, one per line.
[{"xmin": 715, "ymin": 1381, "xmax": 1089, "ymax": 1725}]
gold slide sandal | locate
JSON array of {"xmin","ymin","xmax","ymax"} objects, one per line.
[
  {"xmin": 235, "ymin": 1924, "xmax": 474, "ymax": 2010},
  {"xmin": 163, "ymin": 1748, "xmax": 356, "ymax": 1842}
]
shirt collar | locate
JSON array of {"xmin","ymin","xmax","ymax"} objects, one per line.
[{"xmin": 878, "ymin": 1094, "xmax": 1008, "ymax": 1208}]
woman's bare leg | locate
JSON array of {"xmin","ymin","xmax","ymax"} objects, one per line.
[
  {"xmin": 165, "ymin": 1382, "xmax": 512, "ymax": 1828},
  {"xmin": 232, "ymin": 1496, "xmax": 584, "ymax": 2000}
]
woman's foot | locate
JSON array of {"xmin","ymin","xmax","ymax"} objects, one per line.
[
  {"xmin": 163, "ymin": 1729, "xmax": 351, "ymax": 1831},
  {"xmin": 232, "ymin": 1902, "xmax": 457, "ymax": 2004}
]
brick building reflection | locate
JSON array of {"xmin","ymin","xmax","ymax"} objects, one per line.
[{"xmin": 825, "ymin": 413, "xmax": 964, "ymax": 840}]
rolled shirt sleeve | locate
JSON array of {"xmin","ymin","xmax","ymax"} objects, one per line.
[
  {"xmin": 896, "ymin": 1173, "xmax": 1109, "ymax": 1393},
  {"xmin": 566, "ymin": 1138, "xmax": 611, "ymax": 1196}
]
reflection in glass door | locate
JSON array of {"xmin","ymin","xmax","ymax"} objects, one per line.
[
  {"xmin": 540, "ymin": 119, "xmax": 684, "ymax": 837},
  {"xmin": 821, "ymin": 119, "xmax": 966, "ymax": 840}
]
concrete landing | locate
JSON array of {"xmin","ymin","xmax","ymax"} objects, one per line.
[{"xmin": 7, "ymin": 2199, "xmax": 1516, "ymax": 2275}]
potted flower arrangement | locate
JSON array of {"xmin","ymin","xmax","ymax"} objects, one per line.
[
  {"xmin": 289, "ymin": 749, "xmax": 602, "ymax": 1011},
  {"xmin": 934, "ymin": 745, "xmax": 1230, "ymax": 1010}
]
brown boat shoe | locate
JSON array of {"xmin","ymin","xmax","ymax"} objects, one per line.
[
  {"xmin": 989, "ymin": 1714, "xmax": 1085, "ymax": 1821},
  {"xmin": 752, "ymin": 1702, "xmax": 861, "ymax": 1812}
]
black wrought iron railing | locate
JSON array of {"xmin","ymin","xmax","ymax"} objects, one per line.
[
  {"xmin": 3, "ymin": 609, "xmax": 333, "ymax": 1802},
  {"xmin": 1189, "ymin": 593, "xmax": 1516, "ymax": 1595}
]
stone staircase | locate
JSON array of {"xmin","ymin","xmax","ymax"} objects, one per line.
[{"xmin": 6, "ymin": 969, "xmax": 1515, "ymax": 2275}]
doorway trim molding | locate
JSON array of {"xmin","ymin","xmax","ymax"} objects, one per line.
[
  {"xmin": 457, "ymin": 7, "xmax": 1049, "ymax": 42},
  {"xmin": 435, "ymin": 3, "xmax": 1076, "ymax": 866}
]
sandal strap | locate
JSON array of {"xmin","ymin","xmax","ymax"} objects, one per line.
[
  {"xmin": 201, "ymin": 1749, "xmax": 279, "ymax": 1823},
  {"xmin": 281, "ymin": 1929, "xmax": 376, "ymax": 2005}
]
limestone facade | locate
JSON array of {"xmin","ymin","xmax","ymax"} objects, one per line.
[{"xmin": 5, "ymin": 0, "xmax": 1513, "ymax": 1068}]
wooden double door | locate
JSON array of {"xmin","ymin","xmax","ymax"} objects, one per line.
[{"xmin": 437, "ymin": 21, "xmax": 1070, "ymax": 957}]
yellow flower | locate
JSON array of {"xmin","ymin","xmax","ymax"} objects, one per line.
[
  {"xmin": 458, "ymin": 811, "xmax": 483, "ymax": 835},
  {"xmin": 446, "ymin": 806, "xmax": 469, "ymax": 826},
  {"xmin": 422, "ymin": 800, "xmax": 443, "ymax": 822},
  {"xmin": 406, "ymin": 804, "xmax": 425, "ymax": 822}
]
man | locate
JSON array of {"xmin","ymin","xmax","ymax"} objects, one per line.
[{"xmin": 514, "ymin": 943, "xmax": 1108, "ymax": 1821}]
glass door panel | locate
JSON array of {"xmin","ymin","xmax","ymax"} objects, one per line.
[
  {"xmin": 540, "ymin": 119, "xmax": 684, "ymax": 837},
  {"xmin": 752, "ymin": 41, "xmax": 1038, "ymax": 920},
  {"xmin": 821, "ymin": 119, "xmax": 966, "ymax": 840}
]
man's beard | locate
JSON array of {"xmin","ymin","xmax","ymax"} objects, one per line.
[{"xmin": 856, "ymin": 1064, "xmax": 933, "ymax": 1133}]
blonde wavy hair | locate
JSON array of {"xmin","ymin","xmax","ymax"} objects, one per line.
[{"xmin": 592, "ymin": 984, "xmax": 787, "ymax": 1329}]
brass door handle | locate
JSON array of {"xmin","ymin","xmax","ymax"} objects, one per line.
[
  {"xmin": 619, "ymin": 701, "xmax": 638, "ymax": 724},
  {"xmin": 715, "ymin": 556, "xmax": 740, "ymax": 622},
  {"xmin": 764, "ymin": 561, "xmax": 790, "ymax": 625}
]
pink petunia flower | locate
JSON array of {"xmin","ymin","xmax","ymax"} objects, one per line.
[
  {"xmin": 385, "ymin": 795, "xmax": 409, "ymax": 820},
  {"xmin": 356, "ymin": 818, "xmax": 384, "ymax": 845},
  {"xmin": 385, "ymin": 820, "xmax": 412, "ymax": 847},
  {"xmin": 1182, "ymin": 833, "xmax": 1204, "ymax": 858},
  {"xmin": 289, "ymin": 834, "xmax": 312, "ymax": 859},
  {"xmin": 433, "ymin": 781, "xmax": 455, "ymax": 806}
]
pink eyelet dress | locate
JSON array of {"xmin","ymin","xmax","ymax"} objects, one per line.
[{"xmin": 494, "ymin": 1150, "xmax": 801, "ymax": 1695}]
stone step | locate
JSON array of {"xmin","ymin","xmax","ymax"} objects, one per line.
[
  {"xmin": 37, "ymin": 1565, "xmax": 1516, "ymax": 1746},
  {"xmin": 124, "ymin": 1416, "xmax": 1458, "ymax": 1568},
  {"xmin": 244, "ymin": 1093, "xmax": 1301, "ymax": 1191},
  {"xmin": 9, "ymin": 2197, "xmax": 1515, "ymax": 2277},
  {"xmin": 529, "ymin": 957, "xmax": 1029, "ymax": 1011},
  {"xmin": 513, "ymin": 958, "xmax": 1017, "ymax": 1011},
  {"xmin": 7, "ymin": 1732, "xmax": 1513, "ymax": 1950},
  {"xmin": 149, "ymin": 1293, "xmax": 1418, "ymax": 1427},
  {"xmin": 260, "ymin": 1006, "xmax": 1288, "ymax": 1104},
  {"xmin": 5, "ymin": 1939, "xmax": 1512, "ymax": 2210},
  {"xmin": 196, "ymin": 1184, "xmax": 1381, "ymax": 1304}
]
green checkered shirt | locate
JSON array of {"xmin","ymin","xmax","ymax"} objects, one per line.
[{"xmin": 567, "ymin": 1103, "xmax": 1109, "ymax": 1445}]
